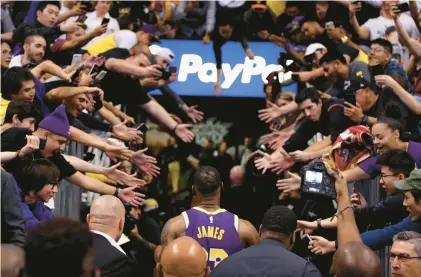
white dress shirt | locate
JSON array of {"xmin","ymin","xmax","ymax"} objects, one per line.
[
  {"xmin": 91, "ymin": 230, "xmax": 126, "ymax": 255},
  {"xmin": 83, "ymin": 11, "xmax": 120, "ymax": 49}
]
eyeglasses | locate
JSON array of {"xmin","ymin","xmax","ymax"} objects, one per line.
[
  {"xmin": 380, "ymin": 173, "xmax": 398, "ymax": 180},
  {"xmin": 388, "ymin": 253, "xmax": 421, "ymax": 262},
  {"xmin": 369, "ymin": 47, "xmax": 384, "ymax": 54}
]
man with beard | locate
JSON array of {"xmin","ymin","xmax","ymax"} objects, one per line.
[{"xmin": 9, "ymin": 33, "xmax": 46, "ymax": 67}]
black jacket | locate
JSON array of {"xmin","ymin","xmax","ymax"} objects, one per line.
[
  {"xmin": 92, "ymin": 233, "xmax": 138, "ymax": 277},
  {"xmin": 1, "ymin": 170, "xmax": 26, "ymax": 247},
  {"xmin": 210, "ymin": 239, "xmax": 321, "ymax": 277},
  {"xmin": 284, "ymin": 98, "xmax": 356, "ymax": 152},
  {"xmin": 355, "ymin": 192, "xmax": 408, "ymax": 232}
]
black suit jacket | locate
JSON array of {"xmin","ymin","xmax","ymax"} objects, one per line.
[
  {"xmin": 210, "ymin": 239, "xmax": 321, "ymax": 277},
  {"xmin": 92, "ymin": 233, "xmax": 138, "ymax": 277},
  {"xmin": 1, "ymin": 170, "xmax": 26, "ymax": 247}
]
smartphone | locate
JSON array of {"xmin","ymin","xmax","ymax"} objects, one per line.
[
  {"xmin": 396, "ymin": 2, "xmax": 410, "ymax": 13},
  {"xmin": 95, "ymin": 70, "xmax": 107, "ymax": 81},
  {"xmin": 136, "ymin": 123, "xmax": 149, "ymax": 133},
  {"xmin": 291, "ymin": 73, "xmax": 299, "ymax": 82},
  {"xmin": 39, "ymin": 138, "xmax": 47, "ymax": 150},
  {"xmin": 76, "ymin": 14, "xmax": 87, "ymax": 23},
  {"xmin": 170, "ymin": 66, "xmax": 177, "ymax": 74},
  {"xmin": 101, "ymin": 18, "xmax": 110, "ymax": 25},
  {"xmin": 88, "ymin": 63, "xmax": 101, "ymax": 76},
  {"xmin": 370, "ymin": 64, "xmax": 384, "ymax": 77},
  {"xmin": 81, "ymin": 1, "xmax": 94, "ymax": 11},
  {"xmin": 325, "ymin": 21, "xmax": 335, "ymax": 31},
  {"xmin": 344, "ymin": 93, "xmax": 356, "ymax": 106},
  {"xmin": 71, "ymin": 54, "xmax": 83, "ymax": 66},
  {"xmin": 306, "ymin": 234, "xmax": 313, "ymax": 243},
  {"xmin": 160, "ymin": 68, "xmax": 171, "ymax": 81}
]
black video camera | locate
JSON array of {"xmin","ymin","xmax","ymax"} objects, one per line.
[
  {"xmin": 300, "ymin": 159, "xmax": 336, "ymax": 199},
  {"xmin": 123, "ymin": 205, "xmax": 137, "ymax": 235}
]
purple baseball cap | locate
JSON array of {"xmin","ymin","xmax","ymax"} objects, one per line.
[
  {"xmin": 138, "ymin": 24, "xmax": 161, "ymax": 42},
  {"xmin": 38, "ymin": 104, "xmax": 70, "ymax": 138}
]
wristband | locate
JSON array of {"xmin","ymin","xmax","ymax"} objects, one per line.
[
  {"xmin": 114, "ymin": 187, "xmax": 120, "ymax": 197},
  {"xmin": 317, "ymin": 218, "xmax": 323, "ymax": 229},
  {"xmin": 361, "ymin": 114, "xmax": 368, "ymax": 125},
  {"xmin": 172, "ymin": 124, "xmax": 180, "ymax": 133}
]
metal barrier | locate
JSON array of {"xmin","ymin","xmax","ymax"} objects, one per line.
[
  {"xmin": 354, "ymin": 177, "xmax": 389, "ymax": 277},
  {"xmin": 53, "ymin": 141, "xmax": 84, "ymax": 219}
]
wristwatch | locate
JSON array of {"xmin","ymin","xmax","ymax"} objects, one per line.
[
  {"xmin": 341, "ymin": 36, "xmax": 349, "ymax": 44},
  {"xmin": 317, "ymin": 218, "xmax": 323, "ymax": 229},
  {"xmin": 361, "ymin": 114, "xmax": 368, "ymax": 125}
]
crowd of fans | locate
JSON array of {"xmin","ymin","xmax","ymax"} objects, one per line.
[{"xmin": 2, "ymin": 1, "xmax": 421, "ymax": 277}]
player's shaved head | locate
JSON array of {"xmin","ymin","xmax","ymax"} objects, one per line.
[
  {"xmin": 157, "ymin": 237, "xmax": 209, "ymax": 277},
  {"xmin": 331, "ymin": 242, "xmax": 380, "ymax": 277}
]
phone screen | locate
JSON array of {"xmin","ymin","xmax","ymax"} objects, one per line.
[
  {"xmin": 344, "ymin": 93, "xmax": 356, "ymax": 106},
  {"xmin": 371, "ymin": 64, "xmax": 384, "ymax": 77},
  {"xmin": 101, "ymin": 18, "xmax": 110, "ymax": 25},
  {"xmin": 170, "ymin": 66, "xmax": 177, "ymax": 74}
]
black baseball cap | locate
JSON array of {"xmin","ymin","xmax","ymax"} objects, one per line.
[{"xmin": 344, "ymin": 77, "xmax": 377, "ymax": 94}]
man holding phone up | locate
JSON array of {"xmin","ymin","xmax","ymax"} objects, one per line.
[{"xmin": 145, "ymin": 46, "xmax": 204, "ymax": 123}]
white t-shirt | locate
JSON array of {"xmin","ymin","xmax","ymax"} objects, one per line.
[
  {"xmin": 366, "ymin": 0, "xmax": 421, "ymax": 9},
  {"xmin": 114, "ymin": 30, "xmax": 138, "ymax": 49},
  {"xmin": 363, "ymin": 14, "xmax": 420, "ymax": 62},
  {"xmin": 9, "ymin": 55, "xmax": 23, "ymax": 67},
  {"xmin": 83, "ymin": 11, "xmax": 120, "ymax": 49}
]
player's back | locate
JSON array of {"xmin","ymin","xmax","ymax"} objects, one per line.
[{"xmin": 182, "ymin": 207, "xmax": 243, "ymax": 270}]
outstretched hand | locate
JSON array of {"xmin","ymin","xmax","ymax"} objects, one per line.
[
  {"xmin": 118, "ymin": 186, "xmax": 145, "ymax": 207},
  {"xmin": 129, "ymin": 148, "xmax": 160, "ymax": 177}
]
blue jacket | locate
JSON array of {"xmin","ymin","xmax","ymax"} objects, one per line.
[
  {"xmin": 361, "ymin": 216, "xmax": 421, "ymax": 250},
  {"xmin": 12, "ymin": 176, "xmax": 55, "ymax": 232}
]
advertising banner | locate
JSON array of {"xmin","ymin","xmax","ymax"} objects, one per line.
[{"xmin": 151, "ymin": 39, "xmax": 297, "ymax": 98}]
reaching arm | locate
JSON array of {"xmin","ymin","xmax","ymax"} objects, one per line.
[
  {"xmin": 331, "ymin": 169, "xmax": 362, "ymax": 245},
  {"xmin": 343, "ymin": 166, "xmax": 371, "ymax": 183},
  {"xmin": 0, "ymin": 152, "xmax": 20, "ymax": 163},
  {"xmin": 97, "ymin": 106, "xmax": 122, "ymax": 125},
  {"xmin": 375, "ymin": 75, "xmax": 421, "ymax": 115},
  {"xmin": 102, "ymin": 101, "xmax": 133, "ymax": 123},
  {"xmin": 56, "ymin": 25, "xmax": 106, "ymax": 52},
  {"xmin": 349, "ymin": 3, "xmax": 370, "ymax": 40},
  {"xmin": 409, "ymin": 1, "xmax": 421, "ymax": 33},
  {"xmin": 140, "ymin": 100, "xmax": 178, "ymax": 131},
  {"xmin": 394, "ymin": 15, "xmax": 421, "ymax": 58},
  {"xmin": 31, "ymin": 60, "xmax": 71, "ymax": 81},
  {"xmin": 69, "ymin": 126, "xmax": 111, "ymax": 152},
  {"xmin": 105, "ymin": 58, "xmax": 159, "ymax": 78},
  {"xmin": 45, "ymin": 86, "xmax": 94, "ymax": 102}
]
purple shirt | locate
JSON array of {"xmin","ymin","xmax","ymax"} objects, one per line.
[
  {"xmin": 358, "ymin": 141, "xmax": 421, "ymax": 177},
  {"xmin": 12, "ymin": 176, "xmax": 55, "ymax": 232},
  {"xmin": 183, "ymin": 207, "xmax": 243, "ymax": 270}
]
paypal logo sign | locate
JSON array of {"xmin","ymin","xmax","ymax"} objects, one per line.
[{"xmin": 151, "ymin": 40, "xmax": 297, "ymax": 98}]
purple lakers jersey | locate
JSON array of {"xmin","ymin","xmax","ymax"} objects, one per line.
[{"xmin": 182, "ymin": 207, "xmax": 243, "ymax": 269}]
